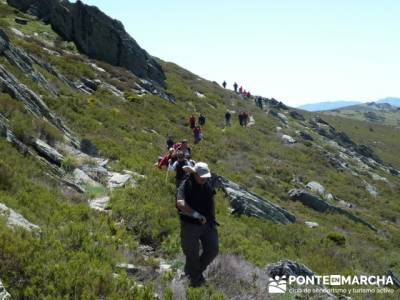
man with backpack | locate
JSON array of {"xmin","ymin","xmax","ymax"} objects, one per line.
[
  {"xmin": 176, "ymin": 162, "xmax": 218, "ymax": 287},
  {"xmin": 222, "ymin": 81, "xmax": 227, "ymax": 89},
  {"xmin": 233, "ymin": 82, "xmax": 238, "ymax": 93}
]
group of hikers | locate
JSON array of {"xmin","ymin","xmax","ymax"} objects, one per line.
[
  {"xmin": 222, "ymin": 80, "xmax": 251, "ymax": 98},
  {"xmin": 154, "ymin": 80, "xmax": 264, "ymax": 287},
  {"xmin": 156, "ymin": 134, "xmax": 218, "ymax": 288}
]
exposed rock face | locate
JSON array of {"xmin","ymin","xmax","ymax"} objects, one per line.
[
  {"xmin": 281, "ymin": 134, "xmax": 296, "ymax": 144},
  {"xmin": 267, "ymin": 260, "xmax": 315, "ymax": 278},
  {"xmin": 107, "ymin": 172, "xmax": 132, "ymax": 189},
  {"xmin": 88, "ymin": 196, "xmax": 110, "ymax": 212},
  {"xmin": 306, "ymin": 181, "xmax": 325, "ymax": 196},
  {"xmin": 0, "ymin": 278, "xmax": 11, "ymax": 300},
  {"xmin": 7, "ymin": 0, "xmax": 166, "ymax": 87},
  {"xmin": 34, "ymin": 139, "xmax": 64, "ymax": 165},
  {"xmin": 288, "ymin": 189, "xmax": 376, "ymax": 231},
  {"xmin": 212, "ymin": 175, "xmax": 296, "ymax": 224},
  {"xmin": 0, "ymin": 202, "xmax": 40, "ymax": 231},
  {"xmin": 0, "ymin": 61, "xmax": 78, "ymax": 147}
]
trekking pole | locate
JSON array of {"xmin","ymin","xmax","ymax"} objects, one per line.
[{"xmin": 165, "ymin": 165, "xmax": 170, "ymax": 183}]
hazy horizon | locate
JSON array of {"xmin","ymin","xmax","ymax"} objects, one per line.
[{"xmin": 73, "ymin": 0, "xmax": 400, "ymax": 107}]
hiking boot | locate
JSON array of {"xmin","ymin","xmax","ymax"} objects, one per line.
[{"xmin": 189, "ymin": 274, "xmax": 205, "ymax": 288}]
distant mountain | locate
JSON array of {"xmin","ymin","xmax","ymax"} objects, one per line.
[
  {"xmin": 321, "ymin": 102, "xmax": 400, "ymax": 127},
  {"xmin": 298, "ymin": 101, "xmax": 362, "ymax": 111},
  {"xmin": 376, "ymin": 97, "xmax": 400, "ymax": 107}
]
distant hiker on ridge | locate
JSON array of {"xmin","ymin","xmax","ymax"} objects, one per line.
[
  {"xmin": 176, "ymin": 162, "xmax": 219, "ymax": 287},
  {"xmin": 239, "ymin": 86, "xmax": 243, "ymax": 94},
  {"xmin": 198, "ymin": 113, "xmax": 206, "ymax": 126},
  {"xmin": 225, "ymin": 110, "xmax": 231, "ymax": 127},
  {"xmin": 222, "ymin": 81, "xmax": 227, "ymax": 89},
  {"xmin": 233, "ymin": 82, "xmax": 238, "ymax": 93},
  {"xmin": 189, "ymin": 114, "xmax": 196, "ymax": 129}
]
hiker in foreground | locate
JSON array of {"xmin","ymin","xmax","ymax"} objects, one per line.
[{"xmin": 176, "ymin": 162, "xmax": 218, "ymax": 287}]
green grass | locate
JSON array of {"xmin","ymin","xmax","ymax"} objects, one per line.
[{"xmin": 0, "ymin": 5, "xmax": 400, "ymax": 298}]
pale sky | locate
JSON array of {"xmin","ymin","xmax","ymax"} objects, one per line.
[{"xmin": 74, "ymin": 0, "xmax": 400, "ymax": 107}]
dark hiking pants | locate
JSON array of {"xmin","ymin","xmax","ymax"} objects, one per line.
[{"xmin": 180, "ymin": 221, "xmax": 219, "ymax": 280}]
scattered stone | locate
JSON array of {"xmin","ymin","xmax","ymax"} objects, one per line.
[
  {"xmin": 305, "ymin": 221, "xmax": 319, "ymax": 228},
  {"xmin": 371, "ymin": 173, "xmax": 388, "ymax": 182},
  {"xmin": 281, "ymin": 135, "xmax": 296, "ymax": 144},
  {"xmin": 288, "ymin": 189, "xmax": 376, "ymax": 231},
  {"xmin": 276, "ymin": 126, "xmax": 282, "ymax": 132},
  {"xmin": 10, "ymin": 27, "xmax": 25, "ymax": 38},
  {"xmin": 0, "ymin": 278, "xmax": 11, "ymax": 300},
  {"xmin": 107, "ymin": 172, "xmax": 132, "ymax": 189},
  {"xmin": 277, "ymin": 112, "xmax": 288, "ymax": 124},
  {"xmin": 0, "ymin": 203, "xmax": 40, "ymax": 232},
  {"xmin": 195, "ymin": 91, "xmax": 205, "ymax": 98},
  {"xmin": 88, "ymin": 196, "xmax": 110, "ymax": 212},
  {"xmin": 365, "ymin": 182, "xmax": 378, "ymax": 198},
  {"xmin": 212, "ymin": 175, "xmax": 296, "ymax": 224},
  {"xmin": 89, "ymin": 63, "xmax": 106, "ymax": 73},
  {"xmin": 73, "ymin": 168, "xmax": 102, "ymax": 187},
  {"xmin": 306, "ymin": 181, "xmax": 325, "ymax": 196},
  {"xmin": 324, "ymin": 193, "xmax": 334, "ymax": 202}
]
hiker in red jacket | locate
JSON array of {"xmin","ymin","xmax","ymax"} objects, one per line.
[
  {"xmin": 157, "ymin": 147, "xmax": 175, "ymax": 169},
  {"xmin": 189, "ymin": 114, "xmax": 196, "ymax": 129},
  {"xmin": 239, "ymin": 86, "xmax": 243, "ymax": 94}
]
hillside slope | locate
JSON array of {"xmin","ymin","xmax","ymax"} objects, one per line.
[
  {"xmin": 1, "ymin": 1, "xmax": 400, "ymax": 299},
  {"xmin": 321, "ymin": 102, "xmax": 400, "ymax": 127}
]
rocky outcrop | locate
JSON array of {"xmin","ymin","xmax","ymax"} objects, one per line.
[
  {"xmin": 0, "ymin": 202, "xmax": 40, "ymax": 231},
  {"xmin": 309, "ymin": 117, "xmax": 382, "ymax": 164},
  {"xmin": 212, "ymin": 175, "xmax": 296, "ymax": 224},
  {"xmin": 266, "ymin": 260, "xmax": 315, "ymax": 278},
  {"xmin": 0, "ymin": 63, "xmax": 78, "ymax": 147},
  {"xmin": 1, "ymin": 28, "xmax": 59, "ymax": 95},
  {"xmin": 0, "ymin": 278, "xmax": 11, "ymax": 300},
  {"xmin": 288, "ymin": 189, "xmax": 376, "ymax": 231},
  {"xmin": 33, "ymin": 139, "xmax": 64, "ymax": 165},
  {"xmin": 7, "ymin": 0, "xmax": 166, "ymax": 87},
  {"xmin": 89, "ymin": 196, "xmax": 110, "ymax": 212},
  {"xmin": 281, "ymin": 134, "xmax": 296, "ymax": 144}
]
